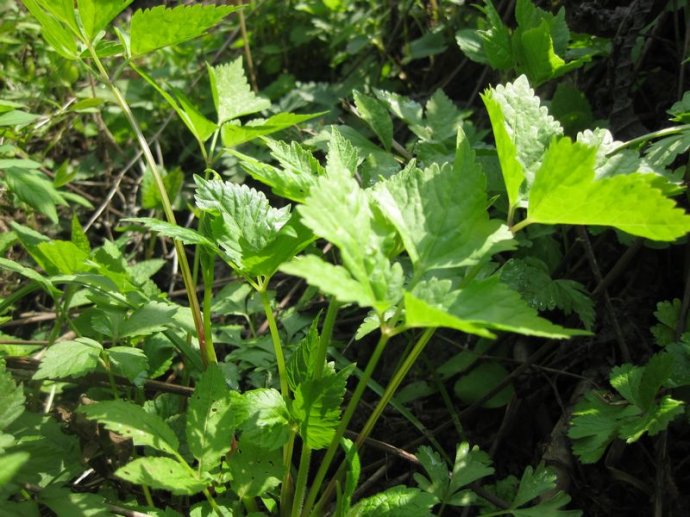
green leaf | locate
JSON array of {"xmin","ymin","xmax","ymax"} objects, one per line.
[
  {"xmin": 669, "ymin": 91, "xmax": 690, "ymax": 123},
  {"xmin": 424, "ymin": 90, "xmax": 468, "ymax": 143},
  {"xmin": 221, "ymin": 112, "xmax": 323, "ymax": 147},
  {"xmin": 36, "ymin": 240, "xmax": 91, "ymax": 275},
  {"xmin": 651, "ymin": 299, "xmax": 689, "ymax": 346},
  {"xmin": 280, "ymin": 255, "xmax": 376, "ymax": 308},
  {"xmin": 208, "ymin": 58, "xmax": 271, "ymax": 124},
  {"xmin": 0, "ymin": 452, "xmax": 29, "ymax": 488},
  {"xmin": 477, "ymin": 0, "xmax": 514, "ymax": 70},
  {"xmin": 336, "ymin": 438, "xmax": 360, "ymax": 516},
  {"xmin": 129, "ymin": 4, "xmax": 239, "ymax": 57},
  {"xmin": 20, "ymin": 0, "xmax": 78, "ymax": 59},
  {"xmin": 4, "ymin": 167, "xmax": 67, "ymax": 224},
  {"xmin": 292, "ymin": 368, "xmax": 349, "ymax": 449},
  {"xmin": 326, "ymin": 126, "xmax": 361, "ymax": 178},
  {"xmin": 71, "ymin": 214, "xmax": 90, "ymax": 254},
  {"xmin": 187, "ymin": 365, "xmax": 237, "ymax": 473},
  {"xmin": 406, "ymin": 276, "xmax": 586, "ymax": 339},
  {"xmin": 232, "ymin": 140, "xmax": 323, "ymax": 203},
  {"xmin": 0, "ymin": 110, "xmax": 40, "ymax": 126},
  {"xmin": 515, "ymin": 21, "xmax": 568, "ymax": 86},
  {"xmin": 226, "ymin": 441, "xmax": 282, "ymax": 499},
  {"xmin": 80, "ymin": 400, "xmax": 179, "ymax": 455},
  {"xmin": 107, "ymin": 346, "xmax": 148, "ymax": 384},
  {"xmin": 0, "ymin": 257, "xmax": 57, "ymax": 296},
  {"xmin": 456, "ymin": 28, "xmax": 488, "ymax": 64},
  {"xmin": 0, "ymin": 360, "xmax": 25, "ymax": 431},
  {"xmin": 354, "ymin": 90, "xmax": 393, "ymax": 150},
  {"xmin": 454, "ymin": 362, "xmax": 515, "ymax": 408},
  {"xmin": 116, "ymin": 457, "xmax": 207, "ymax": 495},
  {"xmin": 508, "ymin": 464, "xmax": 578, "ymax": 515},
  {"xmin": 78, "ymin": 0, "xmax": 134, "ymax": 40},
  {"xmin": 644, "ymin": 128, "xmax": 690, "ymax": 170},
  {"xmin": 124, "ymin": 217, "xmax": 216, "ymax": 247},
  {"xmin": 121, "ymin": 301, "xmax": 178, "ymax": 338},
  {"xmin": 238, "ymin": 389, "xmax": 291, "ymax": 451},
  {"xmin": 194, "ymin": 176, "xmax": 290, "ymax": 271},
  {"xmin": 373, "ymin": 129, "xmax": 514, "ymax": 274},
  {"xmin": 350, "ymin": 486, "xmax": 436, "ymax": 517},
  {"xmin": 618, "ymin": 395, "xmax": 684, "ymax": 443},
  {"xmin": 295, "ymin": 164, "xmax": 403, "ymax": 313},
  {"xmin": 515, "ymin": 0, "xmax": 569, "ymax": 54},
  {"xmin": 481, "ymin": 75, "xmax": 563, "ymax": 209},
  {"xmin": 448, "ymin": 442, "xmax": 494, "ymax": 498},
  {"xmin": 33, "ymin": 338, "xmax": 103, "ymax": 380},
  {"xmin": 527, "ymin": 137, "xmax": 690, "ymax": 241},
  {"xmin": 40, "ymin": 487, "xmax": 111, "ymax": 517}
]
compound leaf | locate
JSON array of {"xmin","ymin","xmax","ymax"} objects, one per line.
[{"xmin": 350, "ymin": 486, "xmax": 436, "ymax": 517}]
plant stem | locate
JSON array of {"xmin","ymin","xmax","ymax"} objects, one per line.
[
  {"xmin": 606, "ymin": 123, "xmax": 690, "ymax": 156},
  {"xmin": 259, "ymin": 286, "xmax": 289, "ymax": 398},
  {"xmin": 290, "ymin": 444, "xmax": 311, "ymax": 517},
  {"xmin": 509, "ymin": 217, "xmax": 532, "ymax": 234},
  {"xmin": 314, "ymin": 328, "xmax": 436, "ymax": 512},
  {"xmin": 301, "ymin": 331, "xmax": 392, "ymax": 516},
  {"xmin": 85, "ymin": 46, "xmax": 215, "ymax": 367}
]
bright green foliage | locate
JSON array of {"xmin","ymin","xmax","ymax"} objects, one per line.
[
  {"xmin": 124, "ymin": 217, "xmax": 216, "ymax": 247},
  {"xmin": 501, "ymin": 258, "xmax": 594, "ymax": 329},
  {"xmin": 33, "ymin": 338, "xmax": 103, "ymax": 380},
  {"xmin": 107, "ymin": 346, "xmax": 148, "ymax": 384},
  {"xmin": 482, "ymin": 75, "xmax": 563, "ymax": 209},
  {"xmin": 282, "ymin": 146, "xmax": 403, "ymax": 313},
  {"xmin": 129, "ymin": 4, "xmax": 239, "ymax": 57},
  {"xmin": 527, "ymin": 137, "xmax": 690, "ymax": 240},
  {"xmin": 77, "ymin": 0, "xmax": 133, "ymax": 40},
  {"xmin": 237, "ymin": 389, "xmax": 291, "ymax": 451},
  {"xmin": 405, "ymin": 276, "xmax": 586, "ymax": 339},
  {"xmin": 221, "ymin": 112, "xmax": 324, "ymax": 148},
  {"xmin": 292, "ymin": 368, "xmax": 349, "ymax": 449},
  {"xmin": 414, "ymin": 442, "xmax": 494, "ymax": 508},
  {"xmin": 569, "ymin": 354, "xmax": 684, "ymax": 463},
  {"xmin": 3, "ymin": 166, "xmax": 69, "ymax": 224},
  {"xmin": 0, "ymin": 452, "xmax": 30, "ymax": 488},
  {"xmin": 669, "ymin": 91, "xmax": 690, "ymax": 123},
  {"xmin": 208, "ymin": 58, "xmax": 271, "ymax": 124},
  {"xmin": 186, "ymin": 365, "xmax": 237, "ymax": 473},
  {"xmin": 462, "ymin": 0, "xmax": 602, "ymax": 86},
  {"xmin": 226, "ymin": 442, "xmax": 282, "ymax": 499},
  {"xmin": 373, "ymin": 129, "xmax": 513, "ymax": 273},
  {"xmin": 195, "ymin": 176, "xmax": 291, "ymax": 273},
  {"xmin": 39, "ymin": 487, "xmax": 110, "ymax": 517},
  {"xmin": 20, "ymin": 0, "xmax": 78, "ymax": 59},
  {"xmin": 80, "ymin": 400, "xmax": 179, "ymax": 455},
  {"xmin": 116, "ymin": 457, "xmax": 207, "ymax": 495},
  {"xmin": 506, "ymin": 464, "xmax": 580, "ymax": 516},
  {"xmin": 350, "ymin": 486, "xmax": 436, "ymax": 517},
  {"xmin": 651, "ymin": 299, "xmax": 690, "ymax": 346},
  {"xmin": 335, "ymin": 438, "xmax": 360, "ymax": 516},
  {"xmin": 354, "ymin": 90, "xmax": 393, "ymax": 151}
]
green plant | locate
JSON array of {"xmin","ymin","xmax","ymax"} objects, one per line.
[{"xmin": 2, "ymin": 1, "xmax": 690, "ymax": 515}]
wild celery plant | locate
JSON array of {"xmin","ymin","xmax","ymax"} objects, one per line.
[{"xmin": 4, "ymin": 1, "xmax": 690, "ymax": 516}]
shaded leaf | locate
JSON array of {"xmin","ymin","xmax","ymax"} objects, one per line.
[
  {"xmin": 116, "ymin": 457, "xmax": 206, "ymax": 495},
  {"xmin": 34, "ymin": 338, "xmax": 103, "ymax": 380}
]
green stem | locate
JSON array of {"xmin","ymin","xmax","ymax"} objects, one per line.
[
  {"xmin": 301, "ymin": 331, "xmax": 392, "ymax": 516},
  {"xmin": 606, "ymin": 124, "xmax": 690, "ymax": 156},
  {"xmin": 291, "ymin": 444, "xmax": 311, "ymax": 517},
  {"xmin": 259, "ymin": 286, "xmax": 289, "ymax": 398},
  {"xmin": 85, "ymin": 46, "xmax": 215, "ymax": 367},
  {"xmin": 142, "ymin": 485, "xmax": 154, "ymax": 507},
  {"xmin": 314, "ymin": 299, "xmax": 339, "ymax": 377},
  {"xmin": 509, "ymin": 217, "xmax": 532, "ymax": 234},
  {"xmin": 281, "ymin": 431, "xmax": 296, "ymax": 517},
  {"xmin": 203, "ymin": 488, "xmax": 223, "ymax": 516},
  {"xmin": 314, "ymin": 328, "xmax": 436, "ymax": 513}
]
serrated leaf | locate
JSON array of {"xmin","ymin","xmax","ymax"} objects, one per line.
[
  {"xmin": 644, "ymin": 128, "xmax": 690, "ymax": 169},
  {"xmin": 221, "ymin": 112, "xmax": 323, "ymax": 147},
  {"xmin": 78, "ymin": 0, "xmax": 134, "ymax": 40},
  {"xmin": 481, "ymin": 75, "xmax": 563, "ymax": 209},
  {"xmin": 618, "ymin": 395, "xmax": 684, "ymax": 443},
  {"xmin": 33, "ymin": 338, "xmax": 102, "ymax": 380},
  {"xmin": 515, "ymin": 21, "xmax": 567, "ymax": 86},
  {"xmin": 527, "ymin": 137, "xmax": 690, "ymax": 241},
  {"xmin": 238, "ymin": 389, "xmax": 291, "ymax": 451},
  {"xmin": 129, "ymin": 4, "xmax": 238, "ymax": 57},
  {"xmin": 232, "ymin": 140, "xmax": 323, "ymax": 203},
  {"xmin": 36, "ymin": 240, "xmax": 90, "ymax": 275},
  {"xmin": 354, "ymin": 90, "xmax": 393, "ymax": 150},
  {"xmin": 478, "ymin": 0, "xmax": 514, "ymax": 70},
  {"xmin": 424, "ymin": 90, "xmax": 468, "ymax": 143},
  {"xmin": 227, "ymin": 441, "xmax": 282, "ymax": 499},
  {"xmin": 40, "ymin": 487, "xmax": 110, "ymax": 517},
  {"xmin": 121, "ymin": 301, "xmax": 178, "ymax": 338},
  {"xmin": 21, "ymin": 0, "xmax": 78, "ymax": 59},
  {"xmin": 456, "ymin": 28, "xmax": 488, "ymax": 64},
  {"xmin": 107, "ymin": 346, "xmax": 148, "ymax": 384},
  {"xmin": 373, "ymin": 129, "xmax": 514, "ymax": 274},
  {"xmin": 292, "ymin": 367, "xmax": 349, "ymax": 449},
  {"xmin": 286, "ymin": 319, "xmax": 321, "ymax": 391},
  {"xmin": 295, "ymin": 165, "xmax": 402, "ymax": 313},
  {"xmin": 116, "ymin": 457, "xmax": 206, "ymax": 495},
  {"xmin": 449, "ymin": 442, "xmax": 494, "ymax": 494},
  {"xmin": 406, "ymin": 276, "xmax": 586, "ymax": 339},
  {"xmin": 511, "ymin": 464, "xmax": 558, "ymax": 509},
  {"xmin": 280, "ymin": 255, "xmax": 376, "ymax": 308},
  {"xmin": 208, "ymin": 58, "xmax": 271, "ymax": 124},
  {"xmin": 0, "ymin": 360, "xmax": 25, "ymax": 431},
  {"xmin": 80, "ymin": 400, "xmax": 179, "ymax": 454},
  {"xmin": 187, "ymin": 365, "xmax": 238, "ymax": 473},
  {"xmin": 338, "ymin": 438, "xmax": 361, "ymax": 516},
  {"xmin": 350, "ymin": 486, "xmax": 436, "ymax": 517},
  {"xmin": 124, "ymin": 217, "xmax": 216, "ymax": 247},
  {"xmin": 71, "ymin": 214, "xmax": 90, "ymax": 254}
]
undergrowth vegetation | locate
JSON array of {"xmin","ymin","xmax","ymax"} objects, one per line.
[{"xmin": 1, "ymin": 0, "xmax": 690, "ymax": 515}]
